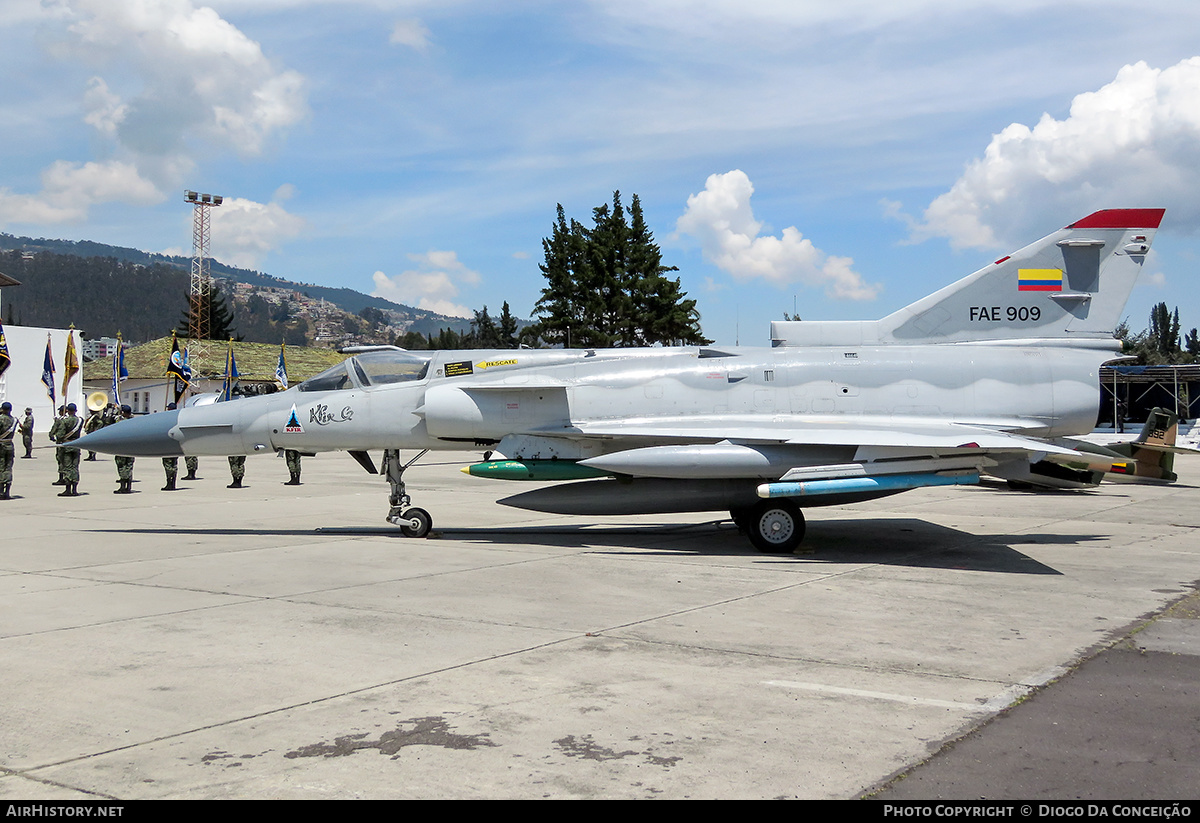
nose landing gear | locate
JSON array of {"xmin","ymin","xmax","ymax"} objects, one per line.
[{"xmin": 383, "ymin": 448, "xmax": 432, "ymax": 538}]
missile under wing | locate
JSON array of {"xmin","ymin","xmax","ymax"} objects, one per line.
[{"xmin": 75, "ymin": 208, "xmax": 1167, "ymax": 553}]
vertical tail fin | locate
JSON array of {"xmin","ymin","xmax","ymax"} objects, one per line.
[
  {"xmin": 877, "ymin": 209, "xmax": 1165, "ymax": 344},
  {"xmin": 1109, "ymin": 407, "xmax": 1180, "ymax": 482},
  {"xmin": 1134, "ymin": 407, "xmax": 1178, "ymax": 448}
]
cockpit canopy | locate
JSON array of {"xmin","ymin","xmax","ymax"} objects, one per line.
[{"xmin": 298, "ymin": 350, "xmax": 431, "ymax": 392}]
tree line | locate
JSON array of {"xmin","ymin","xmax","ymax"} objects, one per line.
[{"xmin": 1118, "ymin": 302, "xmax": 1200, "ymax": 365}]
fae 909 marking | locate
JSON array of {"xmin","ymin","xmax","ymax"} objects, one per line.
[{"xmin": 970, "ymin": 306, "xmax": 1042, "ymax": 322}]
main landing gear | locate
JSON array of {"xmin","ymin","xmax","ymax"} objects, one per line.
[
  {"xmin": 382, "ymin": 448, "xmax": 432, "ymax": 538},
  {"xmin": 731, "ymin": 498, "xmax": 806, "ymax": 554}
]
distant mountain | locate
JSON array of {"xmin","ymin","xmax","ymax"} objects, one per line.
[
  {"xmin": 0, "ymin": 231, "xmax": 462, "ymax": 318},
  {"xmin": 0, "ymin": 233, "xmax": 478, "ymax": 342}
]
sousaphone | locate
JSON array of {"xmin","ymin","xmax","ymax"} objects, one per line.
[{"xmin": 86, "ymin": 392, "xmax": 109, "ymax": 412}]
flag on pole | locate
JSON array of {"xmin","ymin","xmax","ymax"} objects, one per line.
[
  {"xmin": 110, "ymin": 335, "xmax": 128, "ymax": 402},
  {"xmin": 167, "ymin": 332, "xmax": 192, "ymax": 404},
  {"xmin": 41, "ymin": 334, "xmax": 56, "ymax": 403},
  {"xmin": 275, "ymin": 342, "xmax": 288, "ymax": 389},
  {"xmin": 220, "ymin": 341, "xmax": 240, "ymax": 401},
  {"xmin": 174, "ymin": 345, "xmax": 192, "ymax": 404},
  {"xmin": 61, "ymin": 328, "xmax": 79, "ymax": 397},
  {"xmin": 166, "ymin": 332, "xmax": 188, "ymax": 383},
  {"xmin": 0, "ymin": 321, "xmax": 10, "ymax": 379}
]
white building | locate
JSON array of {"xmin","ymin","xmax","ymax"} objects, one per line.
[
  {"xmin": 0, "ymin": 325, "xmax": 85, "ymax": 433},
  {"xmin": 0, "ymin": 272, "xmax": 85, "ymax": 431}
]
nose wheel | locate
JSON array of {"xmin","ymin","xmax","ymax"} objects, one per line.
[
  {"xmin": 383, "ymin": 448, "xmax": 433, "ymax": 538},
  {"xmin": 390, "ymin": 506, "xmax": 432, "ymax": 538}
]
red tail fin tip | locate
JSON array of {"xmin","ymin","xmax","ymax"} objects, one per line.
[{"xmin": 1067, "ymin": 209, "xmax": 1165, "ymax": 230}]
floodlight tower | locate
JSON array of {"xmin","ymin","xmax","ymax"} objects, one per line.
[{"xmin": 184, "ymin": 190, "xmax": 223, "ymax": 341}]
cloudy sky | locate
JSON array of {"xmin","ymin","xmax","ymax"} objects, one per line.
[{"xmin": 3, "ymin": 0, "xmax": 1200, "ymax": 345}]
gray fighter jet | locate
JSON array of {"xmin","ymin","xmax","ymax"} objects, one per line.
[{"xmin": 75, "ymin": 208, "xmax": 1165, "ymax": 552}]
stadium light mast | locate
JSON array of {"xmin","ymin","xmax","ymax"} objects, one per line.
[{"xmin": 184, "ymin": 190, "xmax": 224, "ymax": 341}]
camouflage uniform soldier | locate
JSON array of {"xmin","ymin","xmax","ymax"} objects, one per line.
[
  {"xmin": 49, "ymin": 403, "xmax": 83, "ymax": 496},
  {"xmin": 284, "ymin": 449, "xmax": 302, "ymax": 485},
  {"xmin": 51, "ymin": 406, "xmax": 67, "ymax": 484},
  {"xmin": 83, "ymin": 407, "xmax": 109, "ymax": 461},
  {"xmin": 184, "ymin": 456, "xmax": 198, "ymax": 480},
  {"xmin": 161, "ymin": 404, "xmax": 180, "ymax": 491},
  {"xmin": 0, "ymin": 402, "xmax": 17, "ymax": 500},
  {"xmin": 19, "ymin": 407, "xmax": 34, "ymax": 459},
  {"xmin": 113, "ymin": 406, "xmax": 135, "ymax": 494},
  {"xmin": 227, "ymin": 455, "xmax": 246, "ymax": 488}
]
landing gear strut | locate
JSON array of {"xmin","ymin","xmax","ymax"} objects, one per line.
[{"xmin": 382, "ymin": 448, "xmax": 432, "ymax": 537}]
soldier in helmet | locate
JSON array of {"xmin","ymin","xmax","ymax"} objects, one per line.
[
  {"xmin": 19, "ymin": 407, "xmax": 34, "ymax": 459},
  {"xmin": 49, "ymin": 403, "xmax": 83, "ymax": 496},
  {"xmin": 0, "ymin": 402, "xmax": 17, "ymax": 500},
  {"xmin": 113, "ymin": 405, "xmax": 136, "ymax": 494},
  {"xmin": 51, "ymin": 406, "xmax": 67, "ymax": 484}
]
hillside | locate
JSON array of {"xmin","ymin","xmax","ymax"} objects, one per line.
[{"xmin": 0, "ymin": 233, "xmax": 477, "ymax": 344}]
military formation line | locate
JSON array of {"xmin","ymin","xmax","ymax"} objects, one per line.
[{"xmin": 0, "ymin": 401, "xmax": 302, "ymax": 501}]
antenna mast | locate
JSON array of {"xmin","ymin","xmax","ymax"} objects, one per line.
[{"xmin": 184, "ymin": 190, "xmax": 223, "ymax": 341}]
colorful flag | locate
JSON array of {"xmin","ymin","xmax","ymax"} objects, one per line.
[
  {"xmin": 41, "ymin": 334, "xmax": 56, "ymax": 403},
  {"xmin": 61, "ymin": 329, "xmax": 79, "ymax": 396},
  {"xmin": 220, "ymin": 342, "xmax": 240, "ymax": 401},
  {"xmin": 111, "ymin": 335, "xmax": 128, "ymax": 402},
  {"xmin": 275, "ymin": 342, "xmax": 288, "ymax": 389},
  {"xmin": 1017, "ymin": 268, "xmax": 1063, "ymax": 292},
  {"xmin": 166, "ymin": 332, "xmax": 188, "ymax": 382},
  {"xmin": 0, "ymin": 321, "xmax": 10, "ymax": 379},
  {"xmin": 173, "ymin": 346, "xmax": 192, "ymax": 404}
]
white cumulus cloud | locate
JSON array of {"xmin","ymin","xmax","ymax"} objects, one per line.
[
  {"xmin": 675, "ymin": 170, "xmax": 879, "ymax": 300},
  {"xmin": 53, "ymin": 0, "xmax": 308, "ymax": 158},
  {"xmin": 3, "ymin": 0, "xmax": 308, "ymax": 229},
  {"xmin": 210, "ymin": 187, "xmax": 308, "ymax": 269},
  {"xmin": 371, "ymin": 250, "xmax": 481, "ymax": 318},
  {"xmin": 900, "ymin": 58, "xmax": 1200, "ymax": 249},
  {"xmin": 0, "ymin": 160, "xmax": 162, "ymax": 225}
]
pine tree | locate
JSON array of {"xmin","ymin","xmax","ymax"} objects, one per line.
[
  {"xmin": 469, "ymin": 305, "xmax": 503, "ymax": 348},
  {"xmin": 498, "ymin": 302, "xmax": 519, "ymax": 348},
  {"xmin": 178, "ymin": 284, "xmax": 241, "ymax": 341},
  {"xmin": 533, "ymin": 205, "xmax": 594, "ymax": 347},
  {"xmin": 624, "ymin": 194, "xmax": 708, "ymax": 346},
  {"xmin": 1149, "ymin": 302, "xmax": 1181, "ymax": 359},
  {"xmin": 532, "ymin": 193, "xmax": 709, "ymax": 347}
]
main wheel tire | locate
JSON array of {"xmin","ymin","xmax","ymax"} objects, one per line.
[
  {"xmin": 747, "ymin": 500, "xmax": 805, "ymax": 553},
  {"xmin": 399, "ymin": 507, "xmax": 432, "ymax": 538}
]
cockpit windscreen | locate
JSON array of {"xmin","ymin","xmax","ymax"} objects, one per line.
[{"xmin": 298, "ymin": 351, "xmax": 431, "ymax": 392}]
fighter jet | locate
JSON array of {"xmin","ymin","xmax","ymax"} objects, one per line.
[
  {"xmin": 1068, "ymin": 407, "xmax": 1200, "ymax": 484},
  {"xmin": 75, "ymin": 208, "xmax": 1165, "ymax": 552}
]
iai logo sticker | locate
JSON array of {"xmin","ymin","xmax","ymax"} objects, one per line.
[{"xmin": 284, "ymin": 405, "xmax": 304, "ymax": 433}]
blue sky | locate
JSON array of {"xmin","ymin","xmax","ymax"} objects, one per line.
[{"xmin": 3, "ymin": 0, "xmax": 1200, "ymax": 346}]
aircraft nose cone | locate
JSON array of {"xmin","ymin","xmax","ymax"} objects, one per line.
[{"xmin": 72, "ymin": 410, "xmax": 184, "ymax": 457}]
